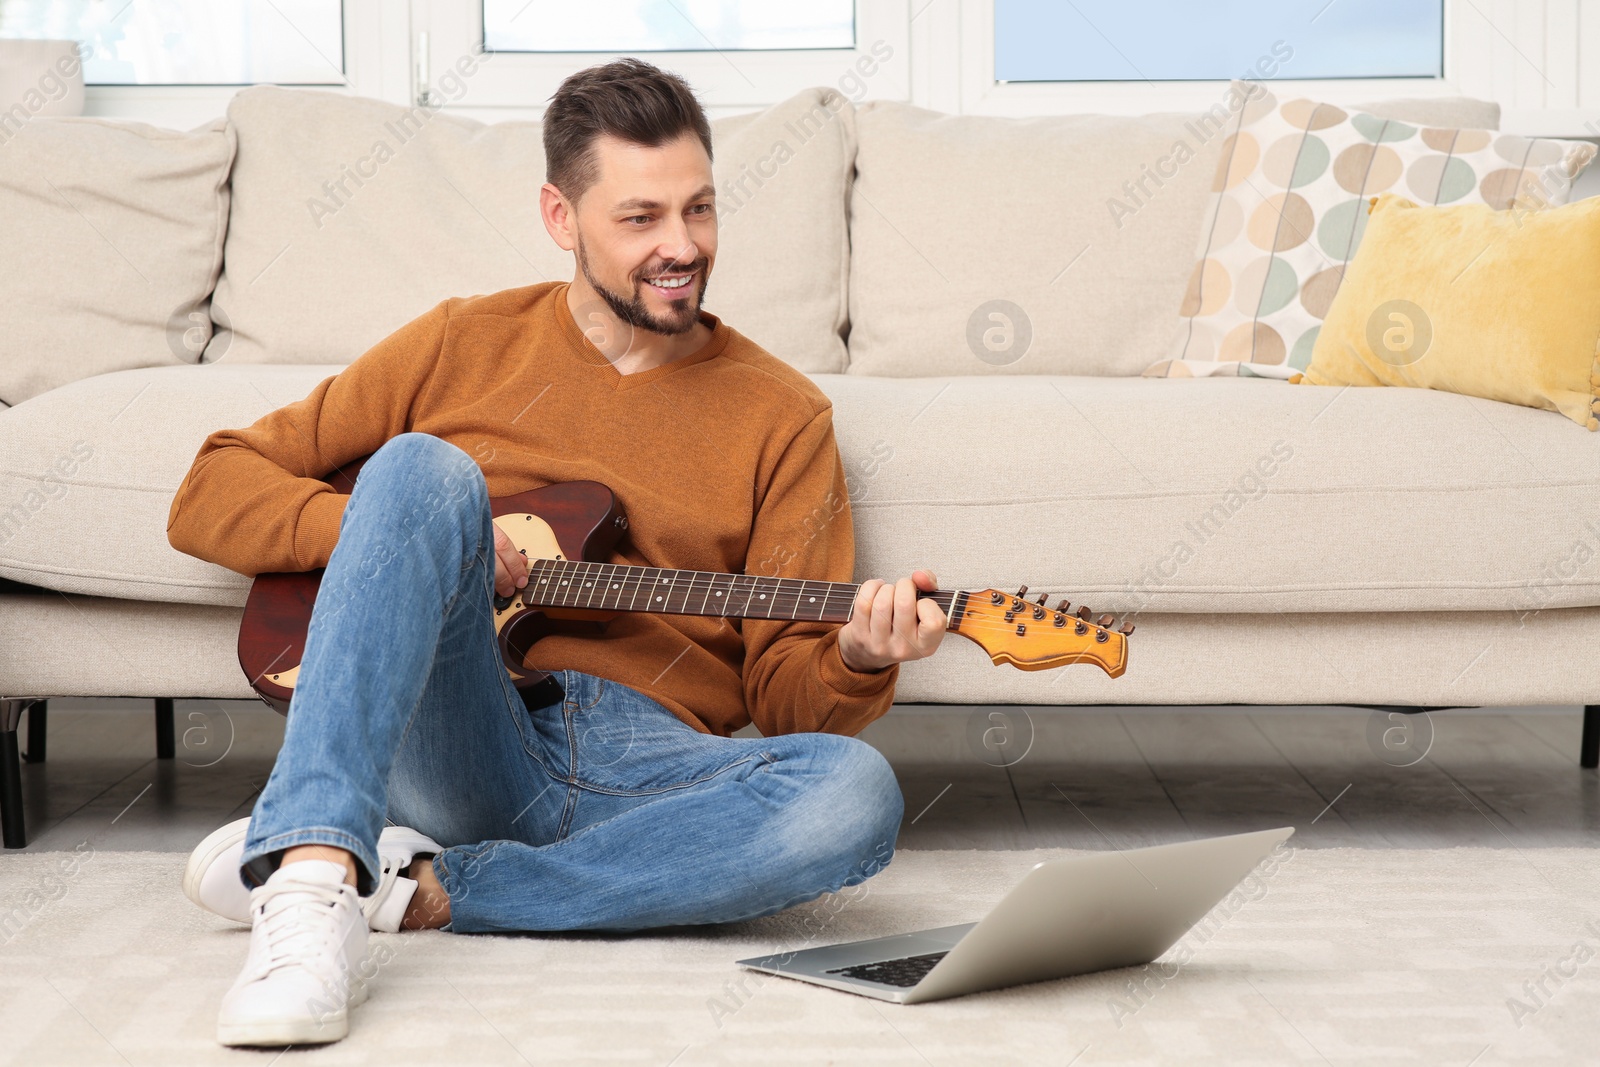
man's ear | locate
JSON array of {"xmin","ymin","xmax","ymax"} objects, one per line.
[{"xmin": 540, "ymin": 182, "xmax": 576, "ymax": 252}]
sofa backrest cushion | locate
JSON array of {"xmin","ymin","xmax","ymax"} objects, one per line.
[
  {"xmin": 846, "ymin": 95, "xmax": 1501, "ymax": 377},
  {"xmin": 209, "ymin": 86, "xmax": 852, "ymax": 373},
  {"xmin": 0, "ymin": 117, "xmax": 234, "ymax": 406}
]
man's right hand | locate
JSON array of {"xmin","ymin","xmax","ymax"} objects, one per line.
[{"xmin": 493, "ymin": 524, "xmax": 529, "ymax": 599}]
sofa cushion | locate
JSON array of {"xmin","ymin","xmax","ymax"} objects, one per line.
[
  {"xmin": 1304, "ymin": 193, "xmax": 1600, "ymax": 429},
  {"xmin": 8, "ymin": 594, "xmax": 1600, "ymax": 708},
  {"xmin": 0, "ymin": 116, "xmax": 234, "ymax": 407},
  {"xmin": 815, "ymin": 374, "xmax": 1600, "ymax": 615},
  {"xmin": 4, "ymin": 365, "xmax": 1597, "ymax": 617},
  {"xmin": 0, "ymin": 364, "xmax": 341, "ymax": 606},
  {"xmin": 210, "ymin": 85, "xmax": 852, "ymax": 374},
  {"xmin": 846, "ymin": 96, "xmax": 1502, "ymax": 378}
]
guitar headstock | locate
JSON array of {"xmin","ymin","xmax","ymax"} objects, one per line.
[{"xmin": 950, "ymin": 587, "xmax": 1131, "ymax": 678}]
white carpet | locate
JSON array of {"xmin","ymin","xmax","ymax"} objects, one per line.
[{"xmin": 1, "ymin": 845, "xmax": 1597, "ymax": 1066}]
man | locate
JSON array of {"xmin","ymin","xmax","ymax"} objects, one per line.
[{"xmin": 167, "ymin": 58, "xmax": 946, "ymax": 1048}]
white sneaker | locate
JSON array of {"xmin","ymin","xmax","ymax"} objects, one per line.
[
  {"xmin": 182, "ymin": 819, "xmax": 441, "ymax": 932},
  {"xmin": 216, "ymin": 859, "xmax": 369, "ymax": 1047}
]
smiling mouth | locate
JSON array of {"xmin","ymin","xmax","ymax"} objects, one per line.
[{"xmin": 642, "ymin": 269, "xmax": 697, "ymax": 299}]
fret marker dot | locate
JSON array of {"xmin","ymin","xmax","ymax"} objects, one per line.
[
  {"xmin": 715, "ymin": 591, "xmax": 722, "ymax": 596},
  {"xmin": 611, "ymin": 583, "xmax": 619, "ymax": 589},
  {"xmin": 759, "ymin": 593, "xmax": 766, "ymax": 599},
  {"xmin": 655, "ymin": 595, "xmax": 663, "ymax": 602},
  {"xmin": 809, "ymin": 596, "xmax": 816, "ymax": 602}
]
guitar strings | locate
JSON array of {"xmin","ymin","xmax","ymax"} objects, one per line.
[
  {"xmin": 522, "ymin": 558, "xmax": 1114, "ymax": 629},
  {"xmin": 510, "ymin": 590, "xmax": 1124, "ymax": 644},
  {"xmin": 514, "ymin": 558, "xmax": 1126, "ymax": 640}
]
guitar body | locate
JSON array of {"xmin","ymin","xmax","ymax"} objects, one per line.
[{"xmin": 237, "ymin": 456, "xmax": 629, "ymax": 714}]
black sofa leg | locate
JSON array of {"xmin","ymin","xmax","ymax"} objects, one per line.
[
  {"xmin": 23, "ymin": 698, "xmax": 45, "ymax": 763},
  {"xmin": 155, "ymin": 698, "xmax": 175, "ymax": 760},
  {"xmin": 2, "ymin": 698, "xmax": 29, "ymax": 849},
  {"xmin": 1582, "ymin": 705, "xmax": 1600, "ymax": 770}
]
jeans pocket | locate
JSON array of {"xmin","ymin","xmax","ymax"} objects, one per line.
[{"xmin": 553, "ymin": 670, "xmax": 605, "ymax": 713}]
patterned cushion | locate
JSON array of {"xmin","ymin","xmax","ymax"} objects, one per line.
[{"xmin": 1150, "ymin": 82, "xmax": 1596, "ymax": 379}]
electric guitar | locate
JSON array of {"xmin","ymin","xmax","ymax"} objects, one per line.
[{"xmin": 238, "ymin": 459, "xmax": 1132, "ymax": 713}]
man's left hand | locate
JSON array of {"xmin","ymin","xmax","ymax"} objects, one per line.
[{"xmin": 837, "ymin": 569, "xmax": 947, "ymax": 673}]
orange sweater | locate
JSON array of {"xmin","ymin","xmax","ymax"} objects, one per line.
[{"xmin": 167, "ymin": 282, "xmax": 898, "ymax": 737}]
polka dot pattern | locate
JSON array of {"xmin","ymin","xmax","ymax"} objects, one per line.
[
  {"xmin": 1214, "ymin": 132, "xmax": 1259, "ymax": 191},
  {"xmin": 1299, "ymin": 267, "xmax": 1343, "ymax": 320},
  {"xmin": 1317, "ymin": 199, "xmax": 1371, "ymax": 262},
  {"xmin": 1289, "ymin": 324, "xmax": 1321, "ymax": 370},
  {"xmin": 1351, "ymin": 113, "xmax": 1417, "ymax": 143},
  {"xmin": 1406, "ymin": 155, "xmax": 1476, "ymax": 204},
  {"xmin": 1219, "ymin": 321, "xmax": 1286, "ymax": 364},
  {"xmin": 1211, "ymin": 195, "xmax": 1245, "ymax": 246},
  {"xmin": 1333, "ymin": 143, "xmax": 1402, "ymax": 194},
  {"xmin": 1164, "ymin": 82, "xmax": 1597, "ymax": 374},
  {"xmin": 1248, "ymin": 193, "xmax": 1314, "ymax": 252},
  {"xmin": 1264, "ymin": 134, "xmax": 1331, "ymax": 189},
  {"xmin": 1180, "ymin": 258, "xmax": 1231, "ymax": 317},
  {"xmin": 1281, "ymin": 99, "xmax": 1347, "ymax": 130}
]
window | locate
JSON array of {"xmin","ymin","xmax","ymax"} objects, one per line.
[
  {"xmin": 0, "ymin": 0, "xmax": 344, "ymax": 85},
  {"xmin": 994, "ymin": 0, "xmax": 1443, "ymax": 82},
  {"xmin": 482, "ymin": 1, "xmax": 855, "ymax": 53}
]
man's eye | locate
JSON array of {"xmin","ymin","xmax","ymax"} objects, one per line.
[
  {"xmin": 689, "ymin": 204, "xmax": 712, "ymax": 215},
  {"xmin": 627, "ymin": 215, "xmax": 651, "ymax": 225}
]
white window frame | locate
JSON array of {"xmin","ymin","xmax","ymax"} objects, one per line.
[
  {"xmin": 412, "ymin": 0, "xmax": 909, "ymax": 121},
  {"xmin": 82, "ymin": 0, "xmax": 410, "ymax": 127}
]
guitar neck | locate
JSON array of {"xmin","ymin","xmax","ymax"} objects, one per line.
[{"xmin": 524, "ymin": 557, "xmax": 969, "ymax": 629}]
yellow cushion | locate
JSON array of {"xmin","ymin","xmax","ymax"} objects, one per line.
[{"xmin": 1301, "ymin": 193, "xmax": 1600, "ymax": 430}]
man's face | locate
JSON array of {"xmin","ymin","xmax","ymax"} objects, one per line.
[{"xmin": 567, "ymin": 132, "xmax": 717, "ymax": 336}]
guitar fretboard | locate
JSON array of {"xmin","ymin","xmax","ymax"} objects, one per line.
[{"xmin": 524, "ymin": 557, "xmax": 966, "ymax": 628}]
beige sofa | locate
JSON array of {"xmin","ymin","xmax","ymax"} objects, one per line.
[{"xmin": 4, "ymin": 85, "xmax": 1598, "ymax": 847}]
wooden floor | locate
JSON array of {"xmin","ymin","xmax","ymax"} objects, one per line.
[{"xmin": 5, "ymin": 698, "xmax": 1598, "ymax": 854}]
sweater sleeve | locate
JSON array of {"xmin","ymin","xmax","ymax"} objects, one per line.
[
  {"xmin": 166, "ymin": 300, "xmax": 450, "ymax": 576},
  {"xmin": 741, "ymin": 406, "xmax": 899, "ymax": 736}
]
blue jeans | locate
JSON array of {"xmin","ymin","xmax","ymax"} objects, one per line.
[{"xmin": 240, "ymin": 433, "xmax": 904, "ymax": 933}]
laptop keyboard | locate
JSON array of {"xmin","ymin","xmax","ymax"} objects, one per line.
[{"xmin": 826, "ymin": 951, "xmax": 948, "ymax": 988}]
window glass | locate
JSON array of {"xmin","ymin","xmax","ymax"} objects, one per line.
[
  {"xmin": 482, "ymin": 0, "xmax": 855, "ymax": 53},
  {"xmin": 995, "ymin": 0, "xmax": 1443, "ymax": 82},
  {"xmin": 0, "ymin": 0, "xmax": 344, "ymax": 85}
]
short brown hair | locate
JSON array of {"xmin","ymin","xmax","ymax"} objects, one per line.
[{"xmin": 543, "ymin": 58, "xmax": 713, "ymax": 204}]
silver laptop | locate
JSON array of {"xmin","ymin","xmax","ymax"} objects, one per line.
[{"xmin": 736, "ymin": 826, "xmax": 1293, "ymax": 1004}]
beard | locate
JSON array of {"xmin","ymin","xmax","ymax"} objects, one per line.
[{"xmin": 576, "ymin": 238, "xmax": 710, "ymax": 337}]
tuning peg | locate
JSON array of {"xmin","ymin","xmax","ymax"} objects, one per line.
[
  {"xmin": 1036, "ymin": 593, "xmax": 1049, "ymax": 606},
  {"xmin": 1077, "ymin": 606, "xmax": 1091, "ymax": 621},
  {"xmin": 1098, "ymin": 614, "xmax": 1115, "ymax": 629},
  {"xmin": 1054, "ymin": 598, "xmax": 1071, "ymax": 613},
  {"xmin": 1118, "ymin": 622, "xmax": 1136, "ymax": 636},
  {"xmin": 1016, "ymin": 585, "xmax": 1029, "ymax": 598}
]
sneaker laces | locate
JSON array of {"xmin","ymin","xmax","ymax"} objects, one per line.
[{"xmin": 248, "ymin": 877, "xmax": 356, "ymax": 984}]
